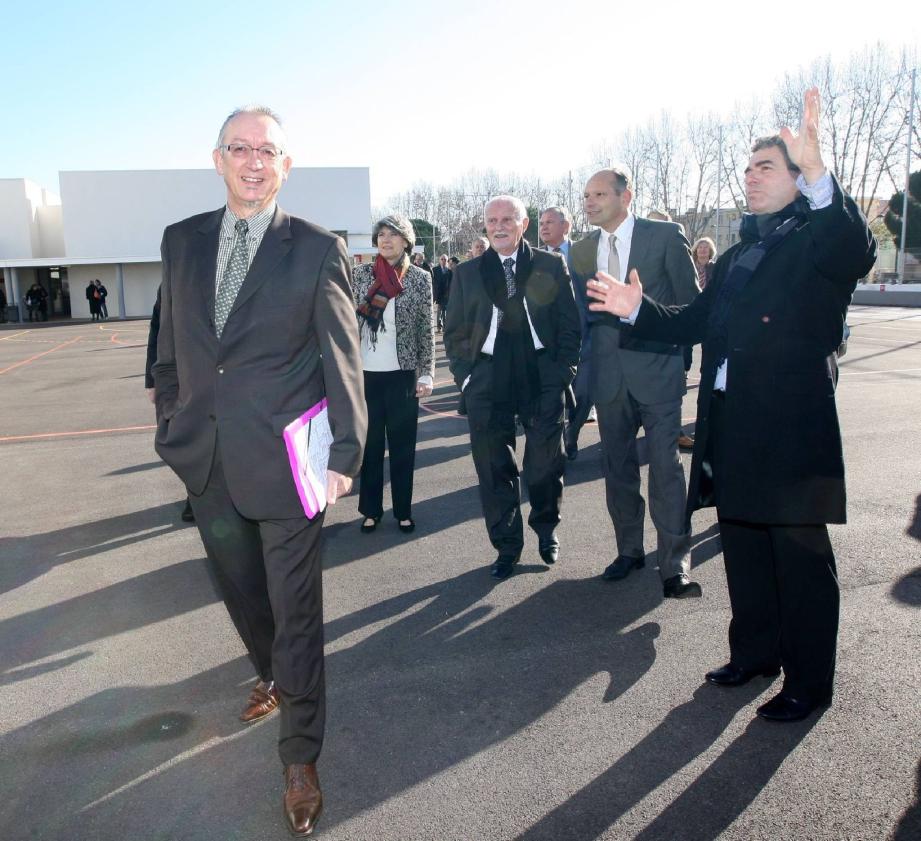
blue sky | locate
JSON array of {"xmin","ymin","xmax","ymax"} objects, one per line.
[{"xmin": 6, "ymin": 0, "xmax": 919, "ymax": 204}]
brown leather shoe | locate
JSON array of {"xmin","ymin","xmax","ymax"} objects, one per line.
[
  {"xmin": 239, "ymin": 680, "xmax": 280, "ymax": 723},
  {"xmin": 283, "ymin": 763, "xmax": 323, "ymax": 837},
  {"xmin": 677, "ymin": 433, "xmax": 695, "ymax": 449}
]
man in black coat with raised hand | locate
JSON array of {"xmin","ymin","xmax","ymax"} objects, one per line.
[{"xmin": 586, "ymin": 88, "xmax": 876, "ymax": 723}]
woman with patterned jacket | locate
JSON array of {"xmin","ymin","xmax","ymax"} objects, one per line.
[{"xmin": 353, "ymin": 214, "xmax": 435, "ymax": 534}]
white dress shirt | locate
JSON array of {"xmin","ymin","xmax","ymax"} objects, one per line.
[
  {"xmin": 596, "ymin": 214, "xmax": 635, "ymax": 279},
  {"xmin": 480, "ymin": 250, "xmax": 545, "ymax": 355}
]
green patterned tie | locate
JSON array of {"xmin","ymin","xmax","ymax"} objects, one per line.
[{"xmin": 214, "ymin": 219, "xmax": 249, "ymax": 338}]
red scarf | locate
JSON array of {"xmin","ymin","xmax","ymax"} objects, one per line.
[{"xmin": 357, "ymin": 254, "xmax": 406, "ymax": 342}]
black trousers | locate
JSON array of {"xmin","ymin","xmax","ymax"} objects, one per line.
[
  {"xmin": 464, "ymin": 354, "xmax": 565, "ymax": 556},
  {"xmin": 188, "ymin": 442, "xmax": 326, "ymax": 765},
  {"xmin": 358, "ymin": 369, "xmax": 419, "ymax": 521},
  {"xmin": 709, "ymin": 392, "xmax": 838, "ymax": 704}
]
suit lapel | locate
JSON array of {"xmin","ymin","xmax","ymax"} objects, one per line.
[
  {"xmin": 195, "ymin": 209, "xmax": 224, "ymax": 324},
  {"xmin": 227, "ymin": 207, "xmax": 294, "ymax": 320},
  {"xmin": 571, "ymin": 230, "xmax": 600, "ymax": 279},
  {"xmin": 626, "ymin": 217, "xmax": 650, "ymax": 276}
]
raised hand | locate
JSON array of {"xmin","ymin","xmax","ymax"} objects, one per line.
[
  {"xmin": 779, "ymin": 86, "xmax": 825, "ymax": 184},
  {"xmin": 587, "ymin": 269, "xmax": 643, "ymax": 317}
]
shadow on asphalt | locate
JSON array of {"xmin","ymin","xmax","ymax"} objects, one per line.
[
  {"xmin": 0, "ymin": 501, "xmax": 193, "ymax": 598},
  {"xmin": 517, "ymin": 685, "xmax": 818, "ymax": 841},
  {"xmin": 0, "ymin": 548, "xmax": 703, "ymax": 839},
  {"xmin": 892, "ymin": 760, "xmax": 921, "ymax": 840}
]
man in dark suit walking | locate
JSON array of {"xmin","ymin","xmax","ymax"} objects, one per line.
[
  {"xmin": 570, "ymin": 168, "xmax": 700, "ymax": 598},
  {"xmin": 586, "ymin": 88, "xmax": 876, "ymax": 722},
  {"xmin": 445, "ymin": 195, "xmax": 580, "ymax": 579},
  {"xmin": 432, "ymin": 254, "xmax": 452, "ymax": 330},
  {"xmin": 153, "ymin": 105, "xmax": 366, "ymax": 836}
]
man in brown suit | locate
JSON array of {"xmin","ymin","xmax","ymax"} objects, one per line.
[{"xmin": 154, "ymin": 105, "xmax": 366, "ymax": 836}]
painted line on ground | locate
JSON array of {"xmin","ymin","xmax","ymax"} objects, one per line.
[
  {"xmin": 0, "ymin": 336, "xmax": 83, "ymax": 375},
  {"xmin": 0, "ymin": 330, "xmax": 31, "ymax": 341},
  {"xmin": 0, "ymin": 424, "xmax": 156, "ymax": 443},
  {"xmin": 840, "ymin": 367, "xmax": 921, "ymax": 377}
]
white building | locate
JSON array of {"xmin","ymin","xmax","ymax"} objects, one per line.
[{"xmin": 0, "ymin": 167, "xmax": 373, "ymax": 322}]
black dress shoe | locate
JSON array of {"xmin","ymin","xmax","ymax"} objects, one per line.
[
  {"xmin": 756, "ymin": 691, "xmax": 830, "ymax": 723},
  {"xmin": 398, "ymin": 518, "xmax": 415, "ymax": 533},
  {"xmin": 538, "ymin": 541, "xmax": 559, "ymax": 565},
  {"xmin": 602, "ymin": 554, "xmax": 645, "ymax": 581},
  {"xmin": 490, "ymin": 555, "xmax": 519, "ymax": 580},
  {"xmin": 662, "ymin": 573, "xmax": 703, "ymax": 598},
  {"xmin": 181, "ymin": 499, "xmax": 195, "ymax": 523},
  {"xmin": 360, "ymin": 516, "xmax": 381, "ymax": 533},
  {"xmin": 705, "ymin": 663, "xmax": 781, "ymax": 687}
]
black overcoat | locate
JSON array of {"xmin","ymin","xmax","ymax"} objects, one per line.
[{"xmin": 632, "ymin": 176, "xmax": 876, "ymax": 526}]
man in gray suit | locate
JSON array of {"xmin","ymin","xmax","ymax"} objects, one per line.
[
  {"xmin": 570, "ymin": 167, "xmax": 700, "ymax": 598},
  {"xmin": 154, "ymin": 105, "xmax": 366, "ymax": 836}
]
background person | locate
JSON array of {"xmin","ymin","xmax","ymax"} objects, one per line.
[
  {"xmin": 692, "ymin": 236, "xmax": 717, "ymax": 290},
  {"xmin": 353, "ymin": 214, "xmax": 434, "ymax": 534}
]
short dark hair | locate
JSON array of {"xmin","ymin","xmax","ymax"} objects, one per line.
[
  {"xmin": 751, "ymin": 136, "xmax": 801, "ymax": 174},
  {"xmin": 595, "ymin": 167, "xmax": 632, "ymax": 194}
]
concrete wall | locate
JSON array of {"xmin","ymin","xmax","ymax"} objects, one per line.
[
  {"xmin": 60, "ymin": 167, "xmax": 372, "ymax": 259},
  {"xmin": 0, "ymin": 181, "xmax": 36, "ymax": 259},
  {"xmin": 66, "ymin": 263, "xmax": 161, "ymax": 318},
  {"xmin": 123, "ymin": 263, "xmax": 161, "ymax": 317},
  {"xmin": 852, "ymin": 284, "xmax": 921, "ymax": 307},
  {"xmin": 37, "ymin": 205, "xmax": 65, "ymax": 257}
]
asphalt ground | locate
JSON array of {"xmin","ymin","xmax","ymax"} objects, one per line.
[{"xmin": 0, "ymin": 308, "xmax": 919, "ymax": 841}]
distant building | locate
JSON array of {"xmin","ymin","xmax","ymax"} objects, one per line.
[{"xmin": 0, "ymin": 168, "xmax": 373, "ymax": 322}]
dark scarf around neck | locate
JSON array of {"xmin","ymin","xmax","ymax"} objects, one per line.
[
  {"xmin": 357, "ymin": 253, "xmax": 406, "ymax": 345},
  {"xmin": 708, "ymin": 197, "xmax": 809, "ymax": 368},
  {"xmin": 480, "ymin": 240, "xmax": 542, "ymax": 422}
]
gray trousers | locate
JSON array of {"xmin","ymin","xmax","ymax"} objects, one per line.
[{"xmin": 596, "ymin": 391, "xmax": 690, "ymax": 580}]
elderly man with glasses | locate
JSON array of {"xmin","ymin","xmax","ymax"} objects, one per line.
[{"xmin": 153, "ymin": 105, "xmax": 366, "ymax": 836}]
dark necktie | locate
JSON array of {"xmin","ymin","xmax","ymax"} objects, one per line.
[
  {"xmin": 498, "ymin": 257, "xmax": 516, "ymax": 327},
  {"xmin": 553, "ymin": 246, "xmax": 562, "ymax": 253},
  {"xmin": 214, "ymin": 219, "xmax": 249, "ymax": 338}
]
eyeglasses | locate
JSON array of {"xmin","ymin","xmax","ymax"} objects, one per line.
[{"xmin": 220, "ymin": 143, "xmax": 284, "ymax": 162}]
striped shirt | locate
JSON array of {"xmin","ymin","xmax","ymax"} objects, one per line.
[{"xmin": 214, "ymin": 202, "xmax": 276, "ymax": 291}]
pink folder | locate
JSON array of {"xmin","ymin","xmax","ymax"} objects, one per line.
[{"xmin": 282, "ymin": 398, "xmax": 333, "ymax": 519}]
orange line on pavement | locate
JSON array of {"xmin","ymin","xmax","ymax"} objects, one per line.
[
  {"xmin": 0, "ymin": 336, "xmax": 82, "ymax": 375},
  {"xmin": 0, "ymin": 424, "xmax": 157, "ymax": 443}
]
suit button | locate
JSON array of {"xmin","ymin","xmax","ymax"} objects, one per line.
[{"xmin": 208, "ymin": 414, "xmax": 216, "ymax": 421}]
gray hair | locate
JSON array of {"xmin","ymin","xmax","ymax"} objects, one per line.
[
  {"xmin": 372, "ymin": 213, "xmax": 416, "ymax": 253},
  {"xmin": 484, "ymin": 194, "xmax": 527, "ymax": 222},
  {"xmin": 215, "ymin": 105, "xmax": 286, "ymax": 150},
  {"xmin": 540, "ymin": 205, "xmax": 572, "ymax": 224}
]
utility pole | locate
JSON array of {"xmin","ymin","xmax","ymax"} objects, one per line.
[
  {"xmin": 715, "ymin": 124, "xmax": 723, "ymax": 253},
  {"xmin": 898, "ymin": 66, "xmax": 917, "ymax": 284}
]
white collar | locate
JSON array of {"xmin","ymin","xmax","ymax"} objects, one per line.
[{"xmin": 600, "ymin": 213, "xmax": 635, "ymax": 243}]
